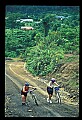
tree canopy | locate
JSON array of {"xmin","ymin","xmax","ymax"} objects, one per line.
[{"xmin": 5, "ymin": 6, "xmax": 79, "ymax": 76}]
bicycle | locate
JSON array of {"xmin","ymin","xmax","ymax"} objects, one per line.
[
  {"xmin": 29, "ymin": 88, "xmax": 38, "ymax": 106},
  {"xmin": 54, "ymin": 86, "xmax": 61, "ymax": 104}
]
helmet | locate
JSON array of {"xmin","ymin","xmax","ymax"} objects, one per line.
[
  {"xmin": 51, "ymin": 78, "xmax": 56, "ymax": 83},
  {"xmin": 25, "ymin": 82, "xmax": 29, "ymax": 86}
]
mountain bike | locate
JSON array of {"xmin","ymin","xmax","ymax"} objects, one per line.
[
  {"xmin": 54, "ymin": 86, "xmax": 61, "ymax": 104},
  {"xmin": 29, "ymin": 88, "xmax": 38, "ymax": 106}
]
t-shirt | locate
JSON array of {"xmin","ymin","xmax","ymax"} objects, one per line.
[
  {"xmin": 48, "ymin": 81, "xmax": 54, "ymax": 88},
  {"xmin": 47, "ymin": 81, "xmax": 58, "ymax": 88},
  {"xmin": 22, "ymin": 86, "xmax": 29, "ymax": 92}
]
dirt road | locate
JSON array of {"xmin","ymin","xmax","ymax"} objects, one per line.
[{"xmin": 5, "ymin": 61, "xmax": 79, "ymax": 117}]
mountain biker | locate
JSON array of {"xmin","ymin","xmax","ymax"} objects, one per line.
[
  {"xmin": 47, "ymin": 78, "xmax": 59, "ymax": 103},
  {"xmin": 21, "ymin": 82, "xmax": 35, "ymax": 105}
]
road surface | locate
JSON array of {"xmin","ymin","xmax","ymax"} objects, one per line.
[{"xmin": 5, "ymin": 61, "xmax": 79, "ymax": 117}]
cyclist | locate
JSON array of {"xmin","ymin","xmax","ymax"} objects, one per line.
[
  {"xmin": 47, "ymin": 78, "xmax": 59, "ymax": 103},
  {"xmin": 21, "ymin": 82, "xmax": 35, "ymax": 105}
]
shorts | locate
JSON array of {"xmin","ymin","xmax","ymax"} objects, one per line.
[
  {"xmin": 21, "ymin": 90, "xmax": 28, "ymax": 97},
  {"xmin": 47, "ymin": 87, "xmax": 53, "ymax": 95}
]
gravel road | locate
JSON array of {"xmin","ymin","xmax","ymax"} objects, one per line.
[{"xmin": 5, "ymin": 61, "xmax": 79, "ymax": 117}]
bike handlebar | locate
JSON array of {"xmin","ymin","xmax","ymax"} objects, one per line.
[
  {"xmin": 29, "ymin": 88, "xmax": 37, "ymax": 93},
  {"xmin": 33, "ymin": 88, "xmax": 37, "ymax": 90},
  {"xmin": 54, "ymin": 86, "xmax": 61, "ymax": 91},
  {"xmin": 54, "ymin": 85, "xmax": 61, "ymax": 88}
]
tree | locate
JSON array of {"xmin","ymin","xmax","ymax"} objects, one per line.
[{"xmin": 42, "ymin": 14, "xmax": 55, "ymax": 37}]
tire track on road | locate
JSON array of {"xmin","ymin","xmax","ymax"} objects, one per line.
[
  {"xmin": 5, "ymin": 73, "xmax": 64, "ymax": 117},
  {"xmin": 5, "ymin": 62, "xmax": 79, "ymax": 117},
  {"xmin": 5, "ymin": 62, "xmax": 64, "ymax": 117},
  {"xmin": 9, "ymin": 63, "xmax": 48, "ymax": 96},
  {"xmin": 5, "ymin": 73, "xmax": 22, "ymax": 90}
]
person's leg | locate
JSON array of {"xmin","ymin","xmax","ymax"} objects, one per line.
[
  {"xmin": 22, "ymin": 95, "xmax": 26, "ymax": 105},
  {"xmin": 49, "ymin": 94, "xmax": 52, "ymax": 100},
  {"xmin": 47, "ymin": 94, "xmax": 52, "ymax": 102},
  {"xmin": 47, "ymin": 87, "xmax": 53, "ymax": 103},
  {"xmin": 49, "ymin": 94, "xmax": 53, "ymax": 103},
  {"xmin": 49, "ymin": 88, "xmax": 53, "ymax": 103},
  {"xmin": 47, "ymin": 87, "xmax": 50, "ymax": 102}
]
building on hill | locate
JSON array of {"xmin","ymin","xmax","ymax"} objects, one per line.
[{"xmin": 16, "ymin": 19, "xmax": 33, "ymax": 23}]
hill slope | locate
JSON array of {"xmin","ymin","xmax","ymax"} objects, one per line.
[{"xmin": 45, "ymin": 54, "xmax": 79, "ymax": 103}]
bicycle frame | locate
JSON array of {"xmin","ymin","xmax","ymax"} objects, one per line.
[
  {"xmin": 54, "ymin": 86, "xmax": 61, "ymax": 104},
  {"xmin": 29, "ymin": 88, "xmax": 38, "ymax": 106}
]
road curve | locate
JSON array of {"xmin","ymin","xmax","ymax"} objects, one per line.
[{"xmin": 5, "ymin": 61, "xmax": 79, "ymax": 117}]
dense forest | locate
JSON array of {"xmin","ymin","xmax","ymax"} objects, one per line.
[{"xmin": 5, "ymin": 6, "xmax": 79, "ymax": 76}]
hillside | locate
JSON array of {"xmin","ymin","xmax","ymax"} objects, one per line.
[{"xmin": 45, "ymin": 54, "xmax": 79, "ymax": 103}]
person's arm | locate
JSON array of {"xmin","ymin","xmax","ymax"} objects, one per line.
[
  {"xmin": 54, "ymin": 82, "xmax": 59, "ymax": 86},
  {"xmin": 29, "ymin": 85, "xmax": 36, "ymax": 89},
  {"xmin": 29, "ymin": 85, "xmax": 33, "ymax": 88}
]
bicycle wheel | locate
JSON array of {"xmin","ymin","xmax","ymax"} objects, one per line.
[
  {"xmin": 32, "ymin": 94, "xmax": 38, "ymax": 106},
  {"xmin": 57, "ymin": 92, "xmax": 61, "ymax": 104},
  {"xmin": 35, "ymin": 98, "xmax": 38, "ymax": 106}
]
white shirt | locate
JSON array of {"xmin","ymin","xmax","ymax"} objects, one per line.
[{"xmin": 48, "ymin": 81, "xmax": 58, "ymax": 88}]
